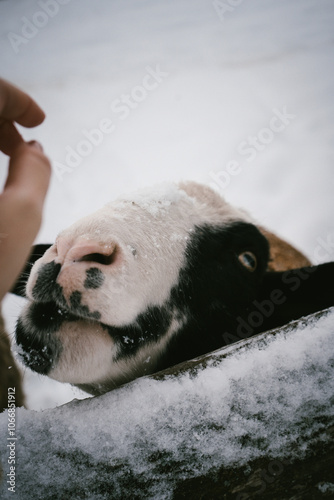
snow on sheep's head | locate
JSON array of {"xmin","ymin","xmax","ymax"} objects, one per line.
[{"xmin": 16, "ymin": 182, "xmax": 269, "ymax": 395}]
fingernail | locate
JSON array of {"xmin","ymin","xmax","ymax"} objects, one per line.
[{"xmin": 28, "ymin": 140, "xmax": 44, "ymax": 152}]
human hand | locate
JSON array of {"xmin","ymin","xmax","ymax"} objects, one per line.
[{"xmin": 0, "ymin": 79, "xmax": 51, "ymax": 301}]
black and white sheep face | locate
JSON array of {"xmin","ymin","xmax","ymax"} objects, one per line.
[{"xmin": 16, "ymin": 182, "xmax": 269, "ymax": 395}]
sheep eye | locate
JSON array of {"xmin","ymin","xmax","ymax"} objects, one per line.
[{"xmin": 238, "ymin": 251, "xmax": 257, "ymax": 272}]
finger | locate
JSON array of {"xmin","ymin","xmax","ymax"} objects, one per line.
[
  {"xmin": 0, "ymin": 78, "xmax": 45, "ymax": 127},
  {"xmin": 0, "ymin": 120, "xmax": 24, "ymax": 156},
  {"xmin": 5, "ymin": 141, "xmax": 51, "ymax": 203},
  {"xmin": 0, "ymin": 141, "xmax": 51, "ymax": 300}
]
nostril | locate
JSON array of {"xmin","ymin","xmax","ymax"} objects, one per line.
[
  {"xmin": 66, "ymin": 241, "xmax": 119, "ymax": 266},
  {"xmin": 78, "ymin": 252, "xmax": 116, "ymax": 265}
]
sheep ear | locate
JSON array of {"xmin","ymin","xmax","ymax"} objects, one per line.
[
  {"xmin": 10, "ymin": 244, "xmax": 53, "ymax": 298},
  {"xmin": 255, "ymin": 262, "xmax": 334, "ymax": 333}
]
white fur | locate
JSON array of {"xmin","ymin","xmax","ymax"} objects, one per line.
[{"xmin": 48, "ymin": 320, "xmax": 117, "ymax": 385}]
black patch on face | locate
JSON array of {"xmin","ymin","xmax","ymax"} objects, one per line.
[
  {"xmin": 69, "ymin": 291, "xmax": 101, "ymax": 320},
  {"xmin": 10, "ymin": 243, "xmax": 53, "ymax": 298},
  {"xmin": 172, "ymin": 222, "xmax": 269, "ymax": 316},
  {"xmin": 156, "ymin": 222, "xmax": 270, "ymax": 370},
  {"xmin": 106, "ymin": 305, "xmax": 172, "ymax": 360},
  {"xmin": 84, "ymin": 267, "xmax": 105, "ymax": 289},
  {"xmin": 32, "ymin": 261, "xmax": 67, "ymax": 306},
  {"xmin": 15, "ymin": 301, "xmax": 68, "ymax": 374}
]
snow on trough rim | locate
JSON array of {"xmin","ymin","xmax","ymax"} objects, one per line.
[{"xmin": 0, "ymin": 307, "xmax": 333, "ymax": 499}]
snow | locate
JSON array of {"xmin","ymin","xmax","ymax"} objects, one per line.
[
  {"xmin": 0, "ymin": 0, "xmax": 333, "ymax": 412},
  {"xmin": 0, "ymin": 308, "xmax": 333, "ymax": 499},
  {"xmin": 116, "ymin": 182, "xmax": 183, "ymax": 218},
  {"xmin": 317, "ymin": 482, "xmax": 334, "ymax": 494}
]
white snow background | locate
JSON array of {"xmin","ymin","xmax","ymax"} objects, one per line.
[{"xmin": 0, "ymin": 0, "xmax": 333, "ymax": 411}]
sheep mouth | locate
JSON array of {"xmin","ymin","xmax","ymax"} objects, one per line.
[
  {"xmin": 29, "ymin": 298, "xmax": 102, "ymax": 327},
  {"xmin": 31, "ymin": 299, "xmax": 82, "ymax": 324},
  {"xmin": 15, "ymin": 300, "xmax": 102, "ymax": 374},
  {"xmin": 15, "ymin": 301, "xmax": 67, "ymax": 374}
]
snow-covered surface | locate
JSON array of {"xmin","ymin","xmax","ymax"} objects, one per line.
[
  {"xmin": 0, "ymin": 308, "xmax": 334, "ymax": 499},
  {"xmin": 0, "ymin": 1, "xmax": 334, "ymax": 409}
]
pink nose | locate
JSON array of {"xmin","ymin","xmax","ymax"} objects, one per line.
[{"xmin": 56, "ymin": 238, "xmax": 118, "ymax": 266}]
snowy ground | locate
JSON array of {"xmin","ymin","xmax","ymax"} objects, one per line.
[{"xmin": 0, "ymin": 0, "xmax": 334, "ymax": 410}]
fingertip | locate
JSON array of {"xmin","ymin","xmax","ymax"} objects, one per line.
[{"xmin": 22, "ymin": 100, "xmax": 46, "ymax": 128}]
